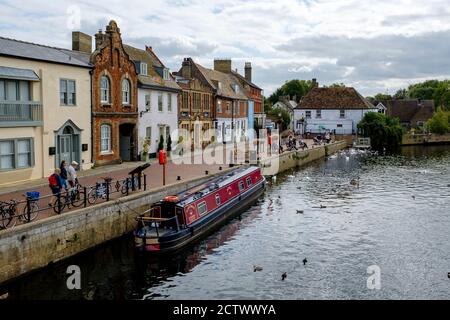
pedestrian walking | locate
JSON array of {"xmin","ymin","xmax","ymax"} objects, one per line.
[
  {"xmin": 48, "ymin": 168, "xmax": 63, "ymax": 207},
  {"xmin": 59, "ymin": 160, "xmax": 68, "ymax": 190},
  {"xmin": 67, "ymin": 161, "xmax": 79, "ymax": 188}
]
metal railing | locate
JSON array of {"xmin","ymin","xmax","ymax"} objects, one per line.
[
  {"xmin": 0, "ymin": 101, "xmax": 43, "ymax": 126},
  {"xmin": 0, "ymin": 173, "xmax": 147, "ymax": 230}
]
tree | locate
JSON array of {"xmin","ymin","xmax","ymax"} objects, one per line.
[
  {"xmin": 268, "ymin": 79, "xmax": 314, "ymax": 105},
  {"xmin": 267, "ymin": 107, "xmax": 291, "ymax": 131},
  {"xmin": 325, "ymin": 82, "xmax": 346, "ymax": 88},
  {"xmin": 425, "ymin": 108, "xmax": 450, "ymax": 134},
  {"xmin": 358, "ymin": 112, "xmax": 404, "ymax": 151},
  {"xmin": 166, "ymin": 134, "xmax": 172, "ymax": 152},
  {"xmin": 393, "ymin": 89, "xmax": 407, "ymax": 99},
  {"xmin": 158, "ymin": 135, "xmax": 164, "ymax": 152},
  {"xmin": 374, "ymin": 93, "xmax": 392, "ymax": 101}
]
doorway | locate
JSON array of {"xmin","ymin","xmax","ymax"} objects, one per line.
[
  {"xmin": 55, "ymin": 121, "xmax": 81, "ymax": 169},
  {"xmin": 119, "ymin": 123, "xmax": 135, "ymax": 161}
]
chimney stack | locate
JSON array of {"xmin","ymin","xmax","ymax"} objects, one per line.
[
  {"xmin": 95, "ymin": 30, "xmax": 103, "ymax": 50},
  {"xmin": 182, "ymin": 58, "xmax": 193, "ymax": 79},
  {"xmin": 72, "ymin": 31, "xmax": 92, "ymax": 53},
  {"xmin": 214, "ymin": 59, "xmax": 232, "ymax": 74},
  {"xmin": 312, "ymin": 78, "xmax": 318, "ymax": 88},
  {"xmin": 245, "ymin": 62, "xmax": 252, "ymax": 82}
]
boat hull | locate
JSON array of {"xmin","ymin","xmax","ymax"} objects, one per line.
[{"xmin": 135, "ymin": 179, "xmax": 265, "ymax": 253}]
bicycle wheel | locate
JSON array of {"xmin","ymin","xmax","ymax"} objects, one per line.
[
  {"xmin": 22, "ymin": 201, "xmax": 39, "ymax": 222},
  {"xmin": 52, "ymin": 196, "xmax": 66, "ymax": 214},
  {"xmin": 1, "ymin": 208, "xmax": 16, "ymax": 229},
  {"xmin": 70, "ymin": 189, "xmax": 84, "ymax": 208},
  {"xmin": 87, "ymin": 189, "xmax": 98, "ymax": 204}
]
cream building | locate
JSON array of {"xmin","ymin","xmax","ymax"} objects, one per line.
[{"xmin": 0, "ymin": 33, "xmax": 93, "ymax": 186}]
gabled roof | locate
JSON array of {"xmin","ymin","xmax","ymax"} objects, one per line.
[
  {"xmin": 194, "ymin": 62, "xmax": 248, "ymax": 100},
  {"xmin": 231, "ymin": 70, "xmax": 262, "ymax": 90},
  {"xmin": 297, "ymin": 87, "xmax": 375, "ymax": 110},
  {"xmin": 385, "ymin": 99, "xmax": 435, "ymax": 123},
  {"xmin": 123, "ymin": 44, "xmax": 180, "ymax": 92},
  {"xmin": 0, "ymin": 36, "xmax": 92, "ymax": 68}
]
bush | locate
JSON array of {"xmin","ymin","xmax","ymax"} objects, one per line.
[
  {"xmin": 358, "ymin": 112, "xmax": 404, "ymax": 150},
  {"xmin": 158, "ymin": 135, "xmax": 164, "ymax": 152},
  {"xmin": 425, "ymin": 108, "xmax": 450, "ymax": 134}
]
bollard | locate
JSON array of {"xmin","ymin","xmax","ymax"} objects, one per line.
[
  {"xmin": 26, "ymin": 196, "xmax": 31, "ymax": 222},
  {"xmin": 83, "ymin": 186, "xmax": 87, "ymax": 208},
  {"xmin": 143, "ymin": 174, "xmax": 147, "ymax": 191},
  {"xmin": 57, "ymin": 192, "xmax": 62, "ymax": 214}
]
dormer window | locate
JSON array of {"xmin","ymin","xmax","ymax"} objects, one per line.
[
  {"xmin": 234, "ymin": 84, "xmax": 239, "ymax": 93},
  {"xmin": 140, "ymin": 63, "xmax": 147, "ymax": 76},
  {"xmin": 163, "ymin": 68, "xmax": 170, "ymax": 80},
  {"xmin": 218, "ymin": 82, "xmax": 223, "ymax": 90}
]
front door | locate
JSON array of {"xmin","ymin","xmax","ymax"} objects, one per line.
[
  {"xmin": 59, "ymin": 135, "xmax": 72, "ymax": 164},
  {"xmin": 120, "ymin": 135, "xmax": 131, "ymax": 161}
]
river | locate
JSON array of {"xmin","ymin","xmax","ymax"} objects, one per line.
[{"xmin": 2, "ymin": 145, "xmax": 450, "ymax": 300}]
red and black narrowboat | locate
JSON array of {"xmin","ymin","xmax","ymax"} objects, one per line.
[{"xmin": 134, "ymin": 166, "xmax": 266, "ymax": 253}]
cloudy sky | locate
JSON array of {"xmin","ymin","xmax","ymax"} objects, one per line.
[{"xmin": 1, "ymin": 0, "xmax": 450, "ymax": 96}]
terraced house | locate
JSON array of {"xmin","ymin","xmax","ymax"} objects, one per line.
[
  {"xmin": 123, "ymin": 44, "xmax": 181, "ymax": 158},
  {"xmin": 0, "ymin": 34, "xmax": 93, "ymax": 186},
  {"xmin": 175, "ymin": 58, "xmax": 215, "ymax": 149},
  {"xmin": 91, "ymin": 21, "xmax": 139, "ymax": 165}
]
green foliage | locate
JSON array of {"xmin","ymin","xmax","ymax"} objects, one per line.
[
  {"xmin": 268, "ymin": 79, "xmax": 315, "ymax": 105},
  {"xmin": 267, "ymin": 107, "xmax": 291, "ymax": 131},
  {"xmin": 358, "ymin": 112, "xmax": 404, "ymax": 150},
  {"xmin": 166, "ymin": 134, "xmax": 172, "ymax": 152},
  {"xmin": 374, "ymin": 93, "xmax": 392, "ymax": 101},
  {"xmin": 158, "ymin": 135, "xmax": 164, "ymax": 152},
  {"xmin": 425, "ymin": 108, "xmax": 450, "ymax": 134},
  {"xmin": 324, "ymin": 82, "xmax": 346, "ymax": 88}
]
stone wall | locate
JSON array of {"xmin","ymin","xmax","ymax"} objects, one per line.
[
  {"xmin": 0, "ymin": 169, "xmax": 233, "ymax": 285},
  {"xmin": 402, "ymin": 133, "xmax": 450, "ymax": 145},
  {"xmin": 259, "ymin": 140, "xmax": 347, "ymax": 176}
]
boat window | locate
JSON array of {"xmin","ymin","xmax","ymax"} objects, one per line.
[
  {"xmin": 215, "ymin": 194, "xmax": 221, "ymax": 206},
  {"xmin": 198, "ymin": 202, "xmax": 208, "ymax": 216},
  {"xmin": 239, "ymin": 181, "xmax": 245, "ymax": 191},
  {"xmin": 246, "ymin": 177, "xmax": 252, "ymax": 187}
]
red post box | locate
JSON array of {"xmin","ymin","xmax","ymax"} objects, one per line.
[{"xmin": 158, "ymin": 150, "xmax": 167, "ymax": 165}]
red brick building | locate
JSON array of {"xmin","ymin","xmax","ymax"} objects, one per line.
[{"xmin": 91, "ymin": 21, "xmax": 138, "ymax": 165}]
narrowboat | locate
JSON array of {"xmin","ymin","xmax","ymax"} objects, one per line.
[{"xmin": 134, "ymin": 166, "xmax": 266, "ymax": 253}]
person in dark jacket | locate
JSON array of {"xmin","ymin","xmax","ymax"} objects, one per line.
[
  {"xmin": 59, "ymin": 160, "xmax": 68, "ymax": 190},
  {"xmin": 48, "ymin": 168, "xmax": 63, "ymax": 207}
]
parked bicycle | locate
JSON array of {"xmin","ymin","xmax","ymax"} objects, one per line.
[
  {"xmin": 87, "ymin": 180, "xmax": 109, "ymax": 204},
  {"xmin": 52, "ymin": 185, "xmax": 83, "ymax": 214},
  {"xmin": 0, "ymin": 200, "xmax": 17, "ymax": 229},
  {"xmin": 23, "ymin": 191, "xmax": 40, "ymax": 222}
]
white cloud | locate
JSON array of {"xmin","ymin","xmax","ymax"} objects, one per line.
[{"xmin": 1, "ymin": 0, "xmax": 450, "ymax": 96}]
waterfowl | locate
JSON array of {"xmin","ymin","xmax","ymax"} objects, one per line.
[
  {"xmin": 303, "ymin": 258, "xmax": 308, "ymax": 266},
  {"xmin": 412, "ymin": 195, "xmax": 415, "ymax": 200},
  {"xmin": 320, "ymin": 205, "xmax": 327, "ymax": 209},
  {"xmin": 281, "ymin": 272, "xmax": 287, "ymax": 281},
  {"xmin": 253, "ymin": 266, "xmax": 263, "ymax": 272},
  {"xmin": 296, "ymin": 210, "xmax": 304, "ymax": 214}
]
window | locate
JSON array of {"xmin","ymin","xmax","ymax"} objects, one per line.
[
  {"xmin": 60, "ymin": 79, "xmax": 76, "ymax": 106},
  {"xmin": 140, "ymin": 63, "xmax": 147, "ymax": 76},
  {"xmin": 215, "ymin": 194, "xmax": 221, "ymax": 206},
  {"xmin": 316, "ymin": 110, "xmax": 321, "ymax": 119},
  {"xmin": 340, "ymin": 109, "xmax": 345, "ymax": 119},
  {"xmin": 217, "ymin": 99, "xmax": 222, "ymax": 113},
  {"xmin": 163, "ymin": 68, "xmax": 170, "ymax": 80},
  {"xmin": 182, "ymin": 92, "xmax": 189, "ymax": 111},
  {"xmin": 122, "ymin": 79, "xmax": 131, "ymax": 105},
  {"xmin": 0, "ymin": 80, "xmax": 30, "ymax": 101},
  {"xmin": 167, "ymin": 93, "xmax": 172, "ymax": 112},
  {"xmin": 305, "ymin": 111, "xmax": 311, "ymax": 119},
  {"xmin": 158, "ymin": 92, "xmax": 163, "ymax": 111},
  {"xmin": 146, "ymin": 126, "xmax": 152, "ymax": 141},
  {"xmin": 193, "ymin": 92, "xmax": 201, "ymax": 110},
  {"xmin": 246, "ymin": 177, "xmax": 252, "ymax": 187},
  {"xmin": 239, "ymin": 181, "xmax": 245, "ymax": 191},
  {"xmin": 197, "ymin": 202, "xmax": 207, "ymax": 216},
  {"xmin": 203, "ymin": 94, "xmax": 210, "ymax": 111},
  {"xmin": 100, "ymin": 124, "xmax": 112, "ymax": 153},
  {"xmin": 0, "ymin": 138, "xmax": 33, "ymax": 171},
  {"xmin": 100, "ymin": 76, "xmax": 110, "ymax": 104},
  {"xmin": 226, "ymin": 101, "xmax": 231, "ymax": 113},
  {"xmin": 145, "ymin": 94, "xmax": 151, "ymax": 111},
  {"xmin": 337, "ymin": 124, "xmax": 343, "ymax": 128}
]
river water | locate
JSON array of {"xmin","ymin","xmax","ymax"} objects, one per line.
[{"xmin": 2, "ymin": 145, "xmax": 450, "ymax": 300}]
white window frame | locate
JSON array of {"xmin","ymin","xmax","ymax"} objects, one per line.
[
  {"xmin": 305, "ymin": 110, "xmax": 311, "ymax": 119},
  {"xmin": 340, "ymin": 109, "xmax": 345, "ymax": 119},
  {"xmin": 239, "ymin": 180, "xmax": 245, "ymax": 192},
  {"xmin": 217, "ymin": 99, "xmax": 222, "ymax": 113},
  {"xmin": 122, "ymin": 79, "xmax": 131, "ymax": 105},
  {"xmin": 140, "ymin": 63, "xmax": 148, "ymax": 76},
  {"xmin": 246, "ymin": 176, "xmax": 252, "ymax": 187},
  {"xmin": 167, "ymin": 93, "xmax": 172, "ymax": 112},
  {"xmin": 100, "ymin": 124, "xmax": 112, "ymax": 154},
  {"xmin": 158, "ymin": 92, "xmax": 163, "ymax": 112},
  {"xmin": 0, "ymin": 138, "xmax": 34, "ymax": 171},
  {"xmin": 215, "ymin": 194, "xmax": 221, "ymax": 206},
  {"xmin": 316, "ymin": 109, "xmax": 321, "ymax": 119},
  {"xmin": 163, "ymin": 68, "xmax": 170, "ymax": 80},
  {"xmin": 100, "ymin": 76, "xmax": 110, "ymax": 104},
  {"xmin": 60, "ymin": 79, "xmax": 76, "ymax": 106},
  {"xmin": 145, "ymin": 94, "xmax": 151, "ymax": 111}
]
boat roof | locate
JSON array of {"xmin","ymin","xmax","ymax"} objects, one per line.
[{"xmin": 165, "ymin": 166, "xmax": 259, "ymax": 207}]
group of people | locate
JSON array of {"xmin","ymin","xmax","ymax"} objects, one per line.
[{"xmin": 48, "ymin": 160, "xmax": 79, "ymax": 199}]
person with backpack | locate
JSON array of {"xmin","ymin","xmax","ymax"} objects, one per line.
[{"xmin": 48, "ymin": 168, "xmax": 63, "ymax": 207}]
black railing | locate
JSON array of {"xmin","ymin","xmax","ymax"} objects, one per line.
[{"xmin": 0, "ymin": 173, "xmax": 147, "ymax": 230}]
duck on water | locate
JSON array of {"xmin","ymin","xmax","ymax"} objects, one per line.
[{"xmin": 134, "ymin": 166, "xmax": 266, "ymax": 253}]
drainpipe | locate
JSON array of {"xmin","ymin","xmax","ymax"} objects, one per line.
[{"xmin": 89, "ymin": 69, "xmax": 94, "ymax": 167}]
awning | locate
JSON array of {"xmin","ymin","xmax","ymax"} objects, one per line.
[{"xmin": 0, "ymin": 66, "xmax": 40, "ymax": 81}]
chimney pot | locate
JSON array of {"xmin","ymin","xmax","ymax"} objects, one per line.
[{"xmin": 245, "ymin": 62, "xmax": 252, "ymax": 82}]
